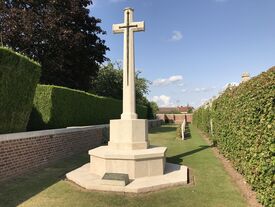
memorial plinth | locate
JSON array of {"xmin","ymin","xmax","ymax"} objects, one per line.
[
  {"xmin": 90, "ymin": 119, "xmax": 166, "ymax": 179},
  {"xmin": 90, "ymin": 146, "xmax": 166, "ymax": 179},
  {"xmin": 66, "ymin": 7, "xmax": 188, "ymax": 193},
  {"xmin": 108, "ymin": 119, "xmax": 149, "ymax": 150}
]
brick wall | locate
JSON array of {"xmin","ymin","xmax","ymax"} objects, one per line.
[
  {"xmin": 156, "ymin": 114, "xmax": 193, "ymax": 124},
  {"xmin": 0, "ymin": 120, "xmax": 161, "ymax": 182},
  {"xmin": 186, "ymin": 114, "xmax": 193, "ymax": 123},
  {"xmin": 174, "ymin": 114, "xmax": 185, "ymax": 124}
]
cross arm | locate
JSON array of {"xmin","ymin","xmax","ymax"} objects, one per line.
[
  {"xmin": 132, "ymin": 21, "xmax": 145, "ymax": 32},
  {"xmin": 112, "ymin": 23, "xmax": 125, "ymax": 34}
]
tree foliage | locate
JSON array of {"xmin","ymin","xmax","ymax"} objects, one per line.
[
  {"xmin": 90, "ymin": 62, "xmax": 150, "ymax": 105},
  {"xmin": 148, "ymin": 101, "xmax": 159, "ymax": 119},
  {"xmin": 0, "ymin": 0, "xmax": 108, "ymax": 91}
]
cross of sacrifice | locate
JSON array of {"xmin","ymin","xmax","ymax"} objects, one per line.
[{"xmin": 112, "ymin": 8, "xmax": 145, "ymax": 120}]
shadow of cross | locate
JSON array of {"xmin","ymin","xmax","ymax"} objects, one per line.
[{"xmin": 167, "ymin": 145, "xmax": 212, "ymax": 164}]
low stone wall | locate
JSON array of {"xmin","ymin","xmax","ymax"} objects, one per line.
[{"xmin": 0, "ymin": 120, "xmax": 161, "ymax": 182}]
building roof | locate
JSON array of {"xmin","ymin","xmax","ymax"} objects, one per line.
[
  {"xmin": 158, "ymin": 107, "xmax": 179, "ymax": 114},
  {"xmin": 178, "ymin": 106, "xmax": 194, "ymax": 113},
  {"xmin": 158, "ymin": 106, "xmax": 194, "ymax": 114}
]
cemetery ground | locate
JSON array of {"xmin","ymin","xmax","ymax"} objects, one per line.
[{"xmin": 0, "ymin": 124, "xmax": 251, "ymax": 207}]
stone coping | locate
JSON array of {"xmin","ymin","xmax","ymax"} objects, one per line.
[
  {"xmin": 89, "ymin": 146, "xmax": 167, "ymax": 160},
  {"xmin": 0, "ymin": 119, "xmax": 161, "ymax": 142},
  {"xmin": 0, "ymin": 124, "xmax": 109, "ymax": 142}
]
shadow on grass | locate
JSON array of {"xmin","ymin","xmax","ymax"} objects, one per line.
[
  {"xmin": 167, "ymin": 145, "xmax": 212, "ymax": 164},
  {"xmin": 149, "ymin": 124, "xmax": 176, "ymax": 134},
  {"xmin": 183, "ymin": 124, "xmax": 191, "ymax": 140},
  {"xmin": 0, "ymin": 153, "xmax": 89, "ymax": 207}
]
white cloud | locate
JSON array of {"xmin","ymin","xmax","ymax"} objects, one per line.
[
  {"xmin": 223, "ymin": 82, "xmax": 239, "ymax": 90},
  {"xmin": 152, "ymin": 95, "xmax": 174, "ymax": 107},
  {"xmin": 181, "ymin": 89, "xmax": 187, "ymax": 93},
  {"xmin": 200, "ymin": 98, "xmax": 209, "ymax": 106},
  {"xmin": 193, "ymin": 86, "xmax": 216, "ymax": 92},
  {"xmin": 170, "ymin": 31, "xmax": 183, "ymax": 41},
  {"xmin": 153, "ymin": 75, "xmax": 183, "ymax": 86},
  {"xmin": 194, "ymin": 87, "xmax": 207, "ymax": 92}
]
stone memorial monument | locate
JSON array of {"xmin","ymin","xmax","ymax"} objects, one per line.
[
  {"xmin": 241, "ymin": 72, "xmax": 251, "ymax": 83},
  {"xmin": 66, "ymin": 8, "xmax": 188, "ymax": 193}
]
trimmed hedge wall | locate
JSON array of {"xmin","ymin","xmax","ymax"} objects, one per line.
[
  {"xmin": 0, "ymin": 47, "xmax": 41, "ymax": 134},
  {"xmin": 27, "ymin": 85, "xmax": 148, "ymax": 130},
  {"xmin": 193, "ymin": 107, "xmax": 211, "ymax": 134},
  {"xmin": 193, "ymin": 67, "xmax": 275, "ymax": 207}
]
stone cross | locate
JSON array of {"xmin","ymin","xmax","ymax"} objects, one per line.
[{"xmin": 113, "ymin": 8, "xmax": 145, "ymax": 120}]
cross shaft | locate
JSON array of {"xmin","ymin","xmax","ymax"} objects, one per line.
[
  {"xmin": 119, "ymin": 11, "xmax": 138, "ymax": 85},
  {"xmin": 112, "ymin": 8, "xmax": 145, "ymax": 120}
]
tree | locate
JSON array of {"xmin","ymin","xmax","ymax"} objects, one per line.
[
  {"xmin": 0, "ymin": 0, "xmax": 108, "ymax": 91},
  {"xmin": 90, "ymin": 62, "xmax": 150, "ymax": 105},
  {"xmin": 149, "ymin": 101, "xmax": 159, "ymax": 118},
  {"xmin": 140, "ymin": 99, "xmax": 159, "ymax": 119},
  {"xmin": 90, "ymin": 62, "xmax": 123, "ymax": 100}
]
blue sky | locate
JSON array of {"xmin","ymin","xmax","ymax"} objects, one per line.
[{"xmin": 90, "ymin": 0, "xmax": 275, "ymax": 108}]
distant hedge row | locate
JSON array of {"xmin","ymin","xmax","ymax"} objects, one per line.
[
  {"xmin": 193, "ymin": 107, "xmax": 211, "ymax": 134},
  {"xmin": 193, "ymin": 67, "xmax": 275, "ymax": 207},
  {"xmin": 0, "ymin": 47, "xmax": 41, "ymax": 134},
  {"xmin": 27, "ymin": 85, "xmax": 148, "ymax": 130}
]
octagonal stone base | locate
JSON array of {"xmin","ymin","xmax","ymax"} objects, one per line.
[
  {"xmin": 89, "ymin": 146, "xmax": 166, "ymax": 179},
  {"xmin": 66, "ymin": 162, "xmax": 188, "ymax": 193}
]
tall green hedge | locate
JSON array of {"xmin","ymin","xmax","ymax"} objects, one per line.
[
  {"xmin": 193, "ymin": 107, "xmax": 211, "ymax": 134},
  {"xmin": 193, "ymin": 67, "xmax": 275, "ymax": 207},
  {"xmin": 0, "ymin": 47, "xmax": 41, "ymax": 134},
  {"xmin": 27, "ymin": 85, "xmax": 148, "ymax": 130}
]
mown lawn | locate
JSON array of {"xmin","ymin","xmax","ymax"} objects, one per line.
[{"xmin": 0, "ymin": 124, "xmax": 248, "ymax": 207}]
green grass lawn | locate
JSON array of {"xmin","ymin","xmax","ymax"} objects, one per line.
[{"xmin": 0, "ymin": 124, "xmax": 248, "ymax": 207}]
